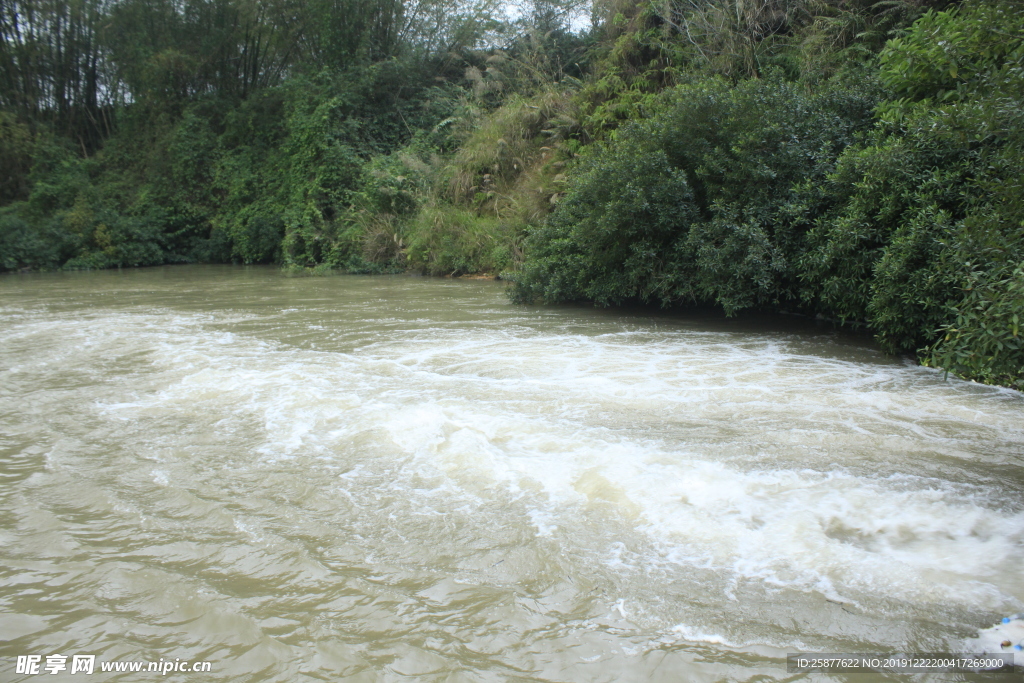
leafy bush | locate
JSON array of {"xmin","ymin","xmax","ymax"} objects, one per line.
[
  {"xmin": 924, "ymin": 264, "xmax": 1024, "ymax": 390},
  {"xmin": 509, "ymin": 130, "xmax": 696, "ymax": 304},
  {"xmin": 512, "ymin": 70, "xmax": 883, "ymax": 312},
  {"xmin": 62, "ymin": 210, "xmax": 166, "ymax": 269},
  {"xmin": 868, "ymin": 0, "xmax": 1024, "ymax": 378},
  {"xmin": 511, "ymin": 1, "xmax": 1024, "ymax": 389},
  {"xmin": 0, "ymin": 205, "xmax": 76, "ymax": 271},
  {"xmin": 797, "ymin": 127, "xmax": 981, "ymax": 352}
]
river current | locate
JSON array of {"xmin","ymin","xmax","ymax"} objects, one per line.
[{"xmin": 1, "ymin": 265, "xmax": 1022, "ymax": 681}]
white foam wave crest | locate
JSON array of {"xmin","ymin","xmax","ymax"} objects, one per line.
[{"xmin": 65, "ymin": 314, "xmax": 1021, "ymax": 615}]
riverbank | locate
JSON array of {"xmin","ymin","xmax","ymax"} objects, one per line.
[{"xmin": 4, "ymin": 2, "xmax": 1021, "ymax": 391}]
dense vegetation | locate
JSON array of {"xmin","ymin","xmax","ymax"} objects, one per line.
[{"xmin": 1, "ymin": 0, "xmax": 1022, "ymax": 388}]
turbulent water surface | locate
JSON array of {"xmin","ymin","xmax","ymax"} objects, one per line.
[{"xmin": 1, "ymin": 265, "xmax": 1022, "ymax": 681}]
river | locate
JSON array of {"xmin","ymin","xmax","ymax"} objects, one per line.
[{"xmin": 1, "ymin": 265, "xmax": 1022, "ymax": 681}]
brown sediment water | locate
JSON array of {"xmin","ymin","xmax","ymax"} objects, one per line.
[{"xmin": 1, "ymin": 265, "xmax": 1022, "ymax": 681}]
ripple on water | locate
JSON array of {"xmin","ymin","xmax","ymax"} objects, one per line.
[{"xmin": 1, "ymin": 268, "xmax": 1022, "ymax": 682}]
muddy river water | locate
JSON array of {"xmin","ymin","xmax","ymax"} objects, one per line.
[{"xmin": 1, "ymin": 265, "xmax": 1022, "ymax": 681}]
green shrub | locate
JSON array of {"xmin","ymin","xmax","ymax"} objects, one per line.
[
  {"xmin": 0, "ymin": 205, "xmax": 76, "ymax": 271},
  {"xmin": 509, "ymin": 130, "xmax": 696, "ymax": 305},
  {"xmin": 864, "ymin": 0, "xmax": 1024, "ymax": 371},
  {"xmin": 512, "ymin": 70, "xmax": 883, "ymax": 312},
  {"xmin": 797, "ymin": 128, "xmax": 981, "ymax": 352},
  {"xmin": 924, "ymin": 264, "xmax": 1024, "ymax": 390},
  {"xmin": 62, "ymin": 209, "xmax": 166, "ymax": 269}
]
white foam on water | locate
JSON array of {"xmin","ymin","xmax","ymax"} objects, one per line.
[
  {"xmin": 5, "ymin": 302, "xmax": 1023, "ymax": 657},
  {"xmin": 94, "ymin": 319, "xmax": 1022, "ymax": 613}
]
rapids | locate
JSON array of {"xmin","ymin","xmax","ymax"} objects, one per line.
[{"xmin": 1, "ymin": 265, "xmax": 1022, "ymax": 681}]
